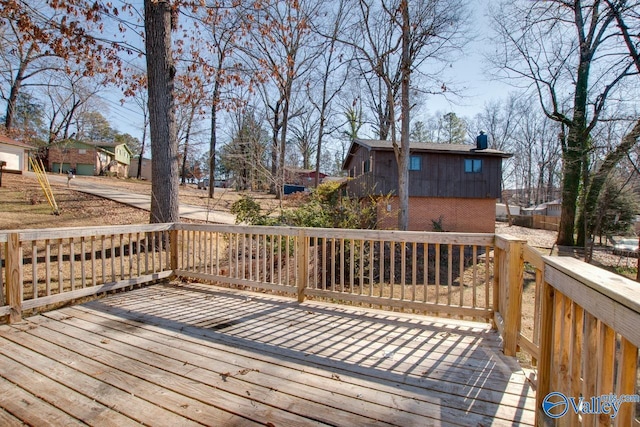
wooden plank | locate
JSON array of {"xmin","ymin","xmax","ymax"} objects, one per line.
[
  {"xmin": 23, "ymin": 316, "xmax": 394, "ymax": 427},
  {"xmin": 502, "ymin": 239, "xmax": 524, "ymax": 357},
  {"xmin": 304, "ymin": 288, "xmax": 492, "ymax": 319},
  {"xmin": 569, "ymin": 303, "xmax": 583, "ymax": 427},
  {"xmin": 0, "ymin": 328, "xmax": 259, "ymax": 427},
  {"xmin": 296, "ymin": 230, "xmax": 307, "ymax": 302},
  {"xmin": 517, "ymin": 334, "xmax": 539, "ymax": 361},
  {"xmin": 60, "ymin": 290, "xmax": 532, "ymax": 412},
  {"xmin": 15, "ymin": 223, "xmax": 173, "ymax": 241},
  {"xmin": 0, "ymin": 375, "xmax": 86, "ymax": 426},
  {"xmin": 0, "ymin": 407, "xmax": 23, "ymax": 427},
  {"xmin": 614, "ymin": 337, "xmax": 638, "ymax": 427},
  {"xmin": 98, "ymin": 285, "xmax": 510, "ymax": 381},
  {"xmin": 174, "ymin": 224, "xmax": 496, "ymax": 246},
  {"xmin": 545, "ymin": 264, "xmax": 640, "ymax": 348},
  {"xmin": 21, "ymin": 271, "xmax": 173, "ymax": 311},
  {"xmin": 31, "ymin": 241, "xmax": 37, "ymax": 301},
  {"xmin": 582, "ymin": 312, "xmax": 598, "ymax": 426},
  {"xmin": 597, "ymin": 323, "xmax": 615, "ymax": 426},
  {"xmin": 0, "ymin": 351, "xmax": 142, "ymax": 427},
  {"xmin": 544, "ymin": 256, "xmax": 640, "ymax": 316},
  {"xmin": 55, "ymin": 304, "xmax": 533, "ymax": 425}
]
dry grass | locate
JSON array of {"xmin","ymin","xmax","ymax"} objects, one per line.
[{"xmin": 0, "ymin": 173, "xmax": 150, "ymax": 230}]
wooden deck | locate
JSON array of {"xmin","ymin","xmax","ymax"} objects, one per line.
[{"xmin": 0, "ymin": 282, "xmax": 535, "ymax": 426}]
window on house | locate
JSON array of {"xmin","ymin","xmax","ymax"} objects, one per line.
[
  {"xmin": 363, "ymin": 159, "xmax": 371, "ymax": 173},
  {"xmin": 409, "ymin": 155, "xmax": 421, "ymax": 171},
  {"xmin": 78, "ymin": 149, "xmax": 86, "ymax": 154},
  {"xmin": 464, "ymin": 158, "xmax": 482, "ymax": 173}
]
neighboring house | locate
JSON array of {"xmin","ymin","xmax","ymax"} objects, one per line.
[
  {"xmin": 343, "ymin": 138, "xmax": 512, "ymax": 233},
  {"xmin": 0, "ymin": 135, "xmax": 33, "ymax": 173},
  {"xmin": 47, "ymin": 140, "xmax": 133, "ymax": 177},
  {"xmin": 128, "ymin": 156, "xmax": 152, "ymax": 181},
  {"xmin": 284, "ymin": 167, "xmax": 328, "ymax": 187},
  {"xmin": 521, "ymin": 200, "xmax": 562, "ymax": 217}
]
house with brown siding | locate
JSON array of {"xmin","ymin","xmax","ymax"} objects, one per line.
[{"xmin": 343, "ymin": 139, "xmax": 512, "ymax": 233}]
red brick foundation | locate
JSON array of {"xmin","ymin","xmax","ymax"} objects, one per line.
[{"xmin": 377, "ymin": 196, "xmax": 496, "ymax": 233}]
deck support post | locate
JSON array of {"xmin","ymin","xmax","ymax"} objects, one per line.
[
  {"xmin": 535, "ymin": 279, "xmax": 554, "ymax": 426},
  {"xmin": 6, "ymin": 233, "xmax": 22, "ymax": 323},
  {"xmin": 495, "ymin": 236, "xmax": 525, "ymax": 357},
  {"xmin": 296, "ymin": 229, "xmax": 308, "ymax": 303}
]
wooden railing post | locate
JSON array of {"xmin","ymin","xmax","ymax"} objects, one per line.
[
  {"xmin": 495, "ymin": 235, "xmax": 525, "ymax": 357},
  {"xmin": 535, "ymin": 279, "xmax": 554, "ymax": 426},
  {"xmin": 296, "ymin": 228, "xmax": 308, "ymax": 303},
  {"xmin": 5, "ymin": 233, "xmax": 22, "ymax": 323},
  {"xmin": 170, "ymin": 227, "xmax": 179, "ymax": 276}
]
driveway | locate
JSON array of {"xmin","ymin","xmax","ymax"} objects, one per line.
[{"xmin": 29, "ymin": 172, "xmax": 236, "ymax": 224}]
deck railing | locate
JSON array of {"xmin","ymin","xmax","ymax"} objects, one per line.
[
  {"xmin": 0, "ymin": 224, "xmax": 174, "ymax": 323},
  {"xmin": 173, "ymin": 223, "xmax": 501, "ymax": 321},
  {"xmin": 1, "ymin": 222, "xmax": 639, "ymax": 425}
]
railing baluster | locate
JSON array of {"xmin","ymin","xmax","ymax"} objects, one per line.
[
  {"xmin": 472, "ymin": 245, "xmax": 477, "ymax": 309},
  {"xmin": 91, "ymin": 236, "xmax": 96, "ymax": 287},
  {"xmin": 70, "ymin": 238, "xmax": 76, "ymax": 291},
  {"xmin": 614, "ymin": 337, "xmax": 638, "ymax": 427},
  {"xmin": 582, "ymin": 312, "xmax": 598, "ymax": 426},
  {"xmin": 411, "ymin": 242, "xmax": 417, "ymax": 302},
  {"xmin": 569, "ymin": 303, "xmax": 583, "ymax": 427},
  {"xmin": 435, "ymin": 243, "xmax": 440, "ymax": 305},
  {"xmin": 423, "ymin": 243, "xmax": 428, "ymax": 304},
  {"xmin": 349, "ymin": 239, "xmax": 355, "ymax": 294},
  {"xmin": 31, "ymin": 241, "xmax": 37, "ymax": 301},
  {"xmin": 56, "ymin": 239, "xmax": 63, "ymax": 294},
  {"xmin": 458, "ymin": 245, "xmax": 464, "ymax": 314}
]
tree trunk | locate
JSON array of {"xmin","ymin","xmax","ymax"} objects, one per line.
[
  {"xmin": 144, "ymin": 0, "xmax": 179, "ymax": 224},
  {"xmin": 5, "ymin": 64, "xmax": 26, "ymax": 130},
  {"xmin": 208, "ymin": 79, "xmax": 220, "ymax": 198},
  {"xmin": 397, "ymin": 0, "xmax": 410, "ymax": 231},
  {"xmin": 556, "ymin": 46, "xmax": 591, "ymax": 246}
]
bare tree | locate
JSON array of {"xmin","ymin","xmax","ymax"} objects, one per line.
[
  {"xmin": 145, "ymin": 0, "xmax": 179, "ymax": 223},
  {"xmin": 575, "ymin": 0, "xmax": 640, "ymax": 247},
  {"xmin": 491, "ymin": 0, "xmax": 637, "ymax": 245},
  {"xmin": 238, "ymin": 0, "xmax": 320, "ymax": 198},
  {"xmin": 308, "ymin": 0, "xmax": 350, "ymax": 186},
  {"xmin": 42, "ymin": 73, "xmax": 102, "ymax": 143},
  {"xmin": 340, "ymin": 0, "xmax": 468, "ymax": 229}
]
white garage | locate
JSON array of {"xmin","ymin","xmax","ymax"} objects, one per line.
[{"xmin": 0, "ymin": 135, "xmax": 32, "ymax": 172}]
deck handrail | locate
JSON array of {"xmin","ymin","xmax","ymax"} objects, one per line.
[{"xmin": 535, "ymin": 257, "xmax": 640, "ymax": 426}]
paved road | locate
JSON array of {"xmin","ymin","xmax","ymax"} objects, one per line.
[{"xmin": 28, "ymin": 172, "xmax": 236, "ymax": 224}]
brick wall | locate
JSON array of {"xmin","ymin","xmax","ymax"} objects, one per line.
[
  {"xmin": 377, "ymin": 196, "xmax": 496, "ymax": 233},
  {"xmin": 48, "ymin": 147, "xmax": 96, "ymax": 168}
]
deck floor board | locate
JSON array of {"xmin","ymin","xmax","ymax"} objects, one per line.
[{"xmin": 0, "ymin": 282, "xmax": 536, "ymax": 426}]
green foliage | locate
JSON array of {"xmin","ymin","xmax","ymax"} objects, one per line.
[
  {"xmin": 591, "ymin": 175, "xmax": 639, "ymax": 238},
  {"xmin": 230, "ymin": 196, "xmax": 265, "ymax": 225},
  {"xmin": 232, "ymin": 182, "xmax": 386, "ymax": 230},
  {"xmin": 283, "ymin": 182, "xmax": 383, "ymax": 229},
  {"xmin": 431, "ymin": 215, "xmax": 445, "ymax": 232}
]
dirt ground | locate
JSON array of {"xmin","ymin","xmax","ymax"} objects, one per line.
[{"xmin": 496, "ymin": 221, "xmax": 638, "ymax": 280}]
